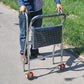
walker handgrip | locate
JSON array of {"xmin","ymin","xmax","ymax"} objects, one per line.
[{"xmin": 59, "ymin": 9, "xmax": 63, "ymax": 13}]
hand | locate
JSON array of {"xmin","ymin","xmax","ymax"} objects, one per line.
[
  {"xmin": 20, "ymin": 5, "xmax": 28, "ymax": 15},
  {"xmin": 56, "ymin": 4, "xmax": 63, "ymax": 13}
]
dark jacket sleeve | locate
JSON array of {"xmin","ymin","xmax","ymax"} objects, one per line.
[
  {"xmin": 18, "ymin": 0, "xmax": 24, "ymax": 7},
  {"xmin": 18, "ymin": 0, "xmax": 61, "ymax": 7},
  {"xmin": 54, "ymin": 0, "xmax": 61, "ymax": 4}
]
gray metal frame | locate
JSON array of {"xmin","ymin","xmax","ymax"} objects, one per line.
[{"xmin": 23, "ymin": 11, "xmax": 66, "ymax": 73}]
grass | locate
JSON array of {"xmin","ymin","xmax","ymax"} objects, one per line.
[
  {"xmin": 61, "ymin": 0, "xmax": 84, "ymax": 55},
  {"xmin": 0, "ymin": 0, "xmax": 18, "ymax": 10},
  {"xmin": 0, "ymin": 0, "xmax": 84, "ymax": 55}
]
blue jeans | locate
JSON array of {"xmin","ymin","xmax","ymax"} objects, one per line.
[{"xmin": 19, "ymin": 9, "xmax": 42, "ymax": 55}]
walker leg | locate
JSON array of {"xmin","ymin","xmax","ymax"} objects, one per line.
[
  {"xmin": 23, "ymin": 42, "xmax": 27, "ymax": 72},
  {"xmin": 52, "ymin": 45, "xmax": 56, "ymax": 64},
  {"xmin": 24, "ymin": 12, "xmax": 34, "ymax": 79},
  {"xmin": 57, "ymin": 24, "xmax": 66, "ymax": 70},
  {"xmin": 57, "ymin": 43, "xmax": 65, "ymax": 70},
  {"xmin": 23, "ymin": 58, "xmax": 25, "ymax": 72}
]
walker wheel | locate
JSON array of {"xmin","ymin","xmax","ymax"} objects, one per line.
[
  {"xmin": 58, "ymin": 65, "xmax": 62, "ymax": 70},
  {"xmin": 25, "ymin": 72, "xmax": 33, "ymax": 79},
  {"xmin": 62, "ymin": 64, "xmax": 65, "ymax": 69}
]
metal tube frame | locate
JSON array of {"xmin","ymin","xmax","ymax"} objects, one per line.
[
  {"xmin": 23, "ymin": 12, "xmax": 31, "ymax": 73},
  {"xmin": 23, "ymin": 11, "xmax": 66, "ymax": 73},
  {"xmin": 25, "ymin": 13, "xmax": 31, "ymax": 74}
]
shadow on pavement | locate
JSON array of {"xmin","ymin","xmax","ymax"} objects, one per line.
[
  {"xmin": 25, "ymin": 48, "xmax": 84, "ymax": 80},
  {"xmin": 74, "ymin": 46, "xmax": 84, "ymax": 55},
  {"xmin": 28, "ymin": 63, "xmax": 84, "ymax": 80},
  {"xmin": 0, "ymin": 12, "xmax": 3, "ymax": 14},
  {"xmin": 64, "ymin": 77, "xmax": 76, "ymax": 81},
  {"xmin": 14, "ymin": 23, "xmax": 19, "ymax": 25}
]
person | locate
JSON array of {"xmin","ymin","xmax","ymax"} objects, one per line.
[{"xmin": 18, "ymin": 0, "xmax": 63, "ymax": 63}]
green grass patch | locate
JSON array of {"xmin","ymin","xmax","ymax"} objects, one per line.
[
  {"xmin": 0, "ymin": 0, "xmax": 84, "ymax": 55},
  {"xmin": 0, "ymin": 0, "xmax": 18, "ymax": 10}
]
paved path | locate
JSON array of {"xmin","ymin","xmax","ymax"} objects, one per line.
[{"xmin": 0, "ymin": 3, "xmax": 84, "ymax": 84}]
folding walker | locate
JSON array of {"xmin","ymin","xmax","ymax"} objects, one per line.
[{"xmin": 23, "ymin": 10, "xmax": 66, "ymax": 79}]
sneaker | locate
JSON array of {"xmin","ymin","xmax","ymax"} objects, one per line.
[{"xmin": 31, "ymin": 53, "xmax": 37, "ymax": 58}]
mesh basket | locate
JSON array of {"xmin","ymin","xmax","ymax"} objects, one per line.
[{"xmin": 32, "ymin": 25, "xmax": 62, "ymax": 49}]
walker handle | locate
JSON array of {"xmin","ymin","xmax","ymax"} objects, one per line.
[
  {"xmin": 29, "ymin": 12, "xmax": 66, "ymax": 28},
  {"xmin": 59, "ymin": 9, "xmax": 63, "ymax": 13}
]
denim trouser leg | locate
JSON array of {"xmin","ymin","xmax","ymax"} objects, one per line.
[
  {"xmin": 19, "ymin": 9, "xmax": 42, "ymax": 55},
  {"xmin": 19, "ymin": 12, "xmax": 26, "ymax": 55}
]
